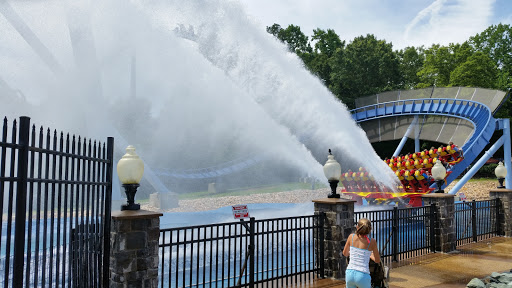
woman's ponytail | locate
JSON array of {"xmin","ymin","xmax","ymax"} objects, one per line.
[{"xmin": 356, "ymin": 218, "xmax": 372, "ymax": 236}]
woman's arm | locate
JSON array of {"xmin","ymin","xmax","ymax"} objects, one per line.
[
  {"xmin": 370, "ymin": 239, "xmax": 381, "ymax": 263},
  {"xmin": 342, "ymin": 234, "xmax": 352, "ymax": 257}
]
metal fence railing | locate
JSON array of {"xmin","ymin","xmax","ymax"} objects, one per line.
[
  {"xmin": 455, "ymin": 199, "xmax": 499, "ymax": 246},
  {"xmin": 158, "ymin": 198, "xmax": 505, "ymax": 287},
  {"xmin": 0, "ymin": 116, "xmax": 113, "ymax": 288},
  {"xmin": 354, "ymin": 205, "xmax": 434, "ymax": 264},
  {"xmin": 159, "ymin": 215, "xmax": 323, "ymax": 288}
]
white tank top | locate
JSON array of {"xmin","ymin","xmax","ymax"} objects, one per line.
[{"xmin": 346, "ymin": 234, "xmax": 372, "ymax": 274}]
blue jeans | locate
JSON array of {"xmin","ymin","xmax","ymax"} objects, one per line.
[{"xmin": 345, "ymin": 269, "xmax": 371, "ymax": 288}]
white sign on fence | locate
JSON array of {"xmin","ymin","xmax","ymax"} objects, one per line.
[
  {"xmin": 458, "ymin": 192, "xmax": 467, "ymax": 202},
  {"xmin": 232, "ymin": 204, "xmax": 250, "ymax": 219}
]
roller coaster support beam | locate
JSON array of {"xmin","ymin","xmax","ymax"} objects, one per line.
[
  {"xmin": 414, "ymin": 116, "xmax": 421, "ymax": 152},
  {"xmin": 0, "ymin": 1, "xmax": 62, "ymax": 75},
  {"xmin": 449, "ymin": 136, "xmax": 504, "ymax": 194},
  {"xmin": 393, "ymin": 115, "xmax": 419, "ymax": 157},
  {"xmin": 448, "ymin": 121, "xmax": 511, "ymax": 195},
  {"xmin": 499, "ymin": 118, "xmax": 511, "ymax": 189}
]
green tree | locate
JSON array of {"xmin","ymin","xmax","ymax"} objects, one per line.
[
  {"xmin": 311, "ymin": 29, "xmax": 343, "ymax": 58},
  {"xmin": 306, "ymin": 29, "xmax": 345, "ymax": 87},
  {"xmin": 330, "ymin": 34, "xmax": 400, "ymax": 108},
  {"xmin": 397, "ymin": 46, "xmax": 424, "ymax": 89},
  {"xmin": 451, "ymin": 42, "xmax": 474, "ymax": 67},
  {"xmin": 266, "ymin": 23, "xmax": 282, "ymax": 38},
  {"xmin": 416, "ymin": 44, "xmax": 458, "ymax": 87},
  {"xmin": 469, "ymin": 24, "xmax": 512, "ymax": 74},
  {"xmin": 468, "ymin": 24, "xmax": 512, "ymax": 94},
  {"xmin": 449, "ymin": 52, "xmax": 499, "ymax": 88},
  {"xmin": 266, "ymin": 23, "xmax": 311, "ymax": 54}
]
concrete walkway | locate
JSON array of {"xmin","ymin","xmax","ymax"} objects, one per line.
[
  {"xmin": 295, "ymin": 237, "xmax": 512, "ymax": 288},
  {"xmin": 388, "ymin": 237, "xmax": 512, "ymax": 287}
]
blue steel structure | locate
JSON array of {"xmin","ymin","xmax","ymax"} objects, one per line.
[
  {"xmin": 351, "ymin": 98, "xmax": 511, "ymax": 194},
  {"xmin": 392, "ymin": 115, "xmax": 419, "ymax": 157},
  {"xmin": 154, "ymin": 155, "xmax": 264, "ymax": 179}
]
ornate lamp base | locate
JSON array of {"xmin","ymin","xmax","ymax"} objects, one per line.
[
  {"xmin": 497, "ymin": 178, "xmax": 505, "ymax": 189},
  {"xmin": 121, "ymin": 183, "xmax": 141, "ymax": 211},
  {"xmin": 327, "ymin": 180, "xmax": 341, "ymax": 198},
  {"xmin": 433, "ymin": 180, "xmax": 444, "ymax": 193},
  {"xmin": 121, "ymin": 203, "xmax": 141, "ymax": 211}
]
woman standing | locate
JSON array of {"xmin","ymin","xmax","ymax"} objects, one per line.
[{"xmin": 343, "ymin": 218, "xmax": 381, "ymax": 288}]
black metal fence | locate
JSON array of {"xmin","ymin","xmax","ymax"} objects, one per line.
[
  {"xmin": 159, "ymin": 215, "xmax": 323, "ymax": 288},
  {"xmin": 354, "ymin": 205, "xmax": 434, "ymax": 264},
  {"xmin": 0, "ymin": 116, "xmax": 114, "ymax": 288},
  {"xmin": 455, "ymin": 199, "xmax": 499, "ymax": 246},
  {"xmin": 158, "ymin": 198, "xmax": 505, "ymax": 287}
]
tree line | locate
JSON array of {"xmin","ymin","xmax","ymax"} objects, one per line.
[{"xmin": 266, "ymin": 23, "xmax": 512, "ymax": 118}]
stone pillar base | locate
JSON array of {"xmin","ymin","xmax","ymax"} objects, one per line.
[
  {"xmin": 313, "ymin": 198, "xmax": 356, "ymax": 280},
  {"xmin": 110, "ymin": 210, "xmax": 163, "ymax": 288},
  {"xmin": 422, "ymin": 194, "xmax": 456, "ymax": 253},
  {"xmin": 489, "ymin": 189, "xmax": 512, "ymax": 237}
]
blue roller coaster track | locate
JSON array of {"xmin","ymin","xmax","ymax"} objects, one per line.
[
  {"xmin": 153, "ymin": 155, "xmax": 265, "ymax": 179},
  {"xmin": 351, "ymin": 98, "xmax": 511, "ymax": 194}
]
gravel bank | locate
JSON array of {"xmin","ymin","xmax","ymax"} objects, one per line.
[
  {"xmin": 142, "ymin": 188, "xmax": 340, "ymax": 213},
  {"xmin": 445, "ymin": 179, "xmax": 499, "ymax": 201},
  {"xmin": 142, "ymin": 179, "xmax": 499, "ymax": 213}
]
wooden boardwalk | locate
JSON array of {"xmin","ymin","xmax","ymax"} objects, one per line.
[
  {"xmin": 254, "ymin": 274, "xmax": 345, "ymax": 287},
  {"xmin": 284, "ymin": 278, "xmax": 344, "ymax": 287}
]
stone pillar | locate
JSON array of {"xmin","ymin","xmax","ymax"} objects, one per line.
[
  {"xmin": 110, "ymin": 210, "xmax": 163, "ymax": 288},
  {"xmin": 422, "ymin": 194, "xmax": 456, "ymax": 252},
  {"xmin": 313, "ymin": 198, "xmax": 356, "ymax": 279},
  {"xmin": 489, "ymin": 189, "xmax": 512, "ymax": 237}
]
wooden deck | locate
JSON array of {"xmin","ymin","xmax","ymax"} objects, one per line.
[
  {"xmin": 285, "ymin": 278, "xmax": 344, "ymax": 287},
  {"xmin": 254, "ymin": 274, "xmax": 345, "ymax": 287}
]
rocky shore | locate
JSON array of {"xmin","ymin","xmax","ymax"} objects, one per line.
[
  {"xmin": 467, "ymin": 271, "xmax": 512, "ymax": 288},
  {"xmin": 142, "ymin": 179, "xmax": 499, "ymax": 213}
]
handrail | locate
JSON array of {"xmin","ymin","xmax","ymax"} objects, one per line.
[{"xmin": 352, "ymin": 98, "xmax": 490, "ymax": 114}]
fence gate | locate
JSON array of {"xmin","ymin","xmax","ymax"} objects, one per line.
[{"xmin": 0, "ymin": 116, "xmax": 114, "ymax": 288}]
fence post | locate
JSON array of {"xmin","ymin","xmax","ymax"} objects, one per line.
[
  {"xmin": 319, "ymin": 212, "xmax": 325, "ymax": 278},
  {"xmin": 103, "ymin": 137, "xmax": 114, "ymax": 287},
  {"xmin": 312, "ymin": 198, "xmax": 356, "ymax": 280},
  {"xmin": 422, "ymin": 194, "xmax": 456, "ymax": 252},
  {"xmin": 249, "ymin": 217, "xmax": 255, "ymax": 288},
  {"xmin": 489, "ymin": 189, "xmax": 512, "ymax": 237},
  {"xmin": 495, "ymin": 198, "xmax": 502, "ymax": 236},
  {"xmin": 471, "ymin": 200, "xmax": 477, "ymax": 242},
  {"xmin": 13, "ymin": 116, "xmax": 30, "ymax": 288},
  {"xmin": 392, "ymin": 207, "xmax": 399, "ymax": 262},
  {"xmin": 429, "ymin": 203, "xmax": 436, "ymax": 252}
]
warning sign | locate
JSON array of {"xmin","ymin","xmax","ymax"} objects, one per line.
[
  {"xmin": 232, "ymin": 205, "xmax": 250, "ymax": 219},
  {"xmin": 458, "ymin": 192, "xmax": 467, "ymax": 202}
]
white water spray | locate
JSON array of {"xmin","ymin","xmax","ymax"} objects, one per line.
[{"xmin": 0, "ymin": 0, "xmax": 398, "ymax": 192}]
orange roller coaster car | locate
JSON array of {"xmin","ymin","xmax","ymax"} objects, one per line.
[{"xmin": 340, "ymin": 144, "xmax": 463, "ymax": 207}]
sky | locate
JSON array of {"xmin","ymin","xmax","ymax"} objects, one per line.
[{"xmin": 241, "ymin": 0, "xmax": 512, "ymax": 50}]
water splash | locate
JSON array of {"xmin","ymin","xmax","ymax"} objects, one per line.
[
  {"xmin": 0, "ymin": 0, "xmax": 398, "ymax": 192},
  {"xmin": 143, "ymin": 0, "xmax": 398, "ymax": 188}
]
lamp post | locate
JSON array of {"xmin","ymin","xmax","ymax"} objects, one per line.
[
  {"xmin": 431, "ymin": 160, "xmax": 446, "ymax": 193},
  {"xmin": 323, "ymin": 149, "xmax": 341, "ymax": 198},
  {"xmin": 117, "ymin": 145, "xmax": 144, "ymax": 210},
  {"xmin": 495, "ymin": 161, "xmax": 507, "ymax": 189}
]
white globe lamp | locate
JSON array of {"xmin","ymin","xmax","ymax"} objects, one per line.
[
  {"xmin": 323, "ymin": 149, "xmax": 341, "ymax": 198},
  {"xmin": 117, "ymin": 145, "xmax": 144, "ymax": 210}
]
